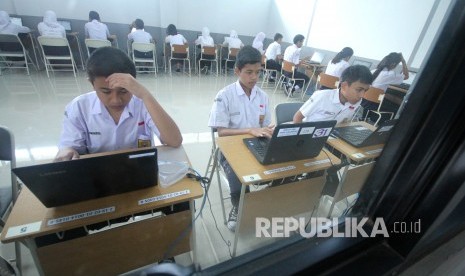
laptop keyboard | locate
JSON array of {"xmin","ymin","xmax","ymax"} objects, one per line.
[{"xmin": 334, "ymin": 127, "xmax": 372, "ymax": 145}]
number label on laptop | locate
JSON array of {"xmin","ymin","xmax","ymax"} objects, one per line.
[
  {"xmin": 277, "ymin": 127, "xmax": 300, "ymax": 137},
  {"xmin": 313, "ymin": 127, "xmax": 332, "ymax": 138}
]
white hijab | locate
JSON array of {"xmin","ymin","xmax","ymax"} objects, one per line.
[
  {"xmin": 252, "ymin": 32, "xmax": 266, "ymax": 52},
  {"xmin": 0, "ymin": 11, "xmax": 11, "ymax": 31},
  {"xmin": 43, "ymin": 10, "xmax": 61, "ymax": 28},
  {"xmin": 201, "ymin": 27, "xmax": 211, "ymax": 39},
  {"xmin": 230, "ymin": 30, "xmax": 238, "ymax": 39}
]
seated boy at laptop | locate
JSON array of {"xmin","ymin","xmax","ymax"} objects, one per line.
[
  {"xmin": 55, "ymin": 47, "xmax": 182, "ymax": 161},
  {"xmin": 293, "ymin": 65, "xmax": 373, "ymax": 124},
  {"xmin": 208, "ymin": 46, "xmax": 274, "ymax": 232}
]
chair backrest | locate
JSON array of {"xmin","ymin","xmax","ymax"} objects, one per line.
[
  {"xmin": 38, "ymin": 36, "xmax": 70, "ymax": 47},
  {"xmin": 0, "ymin": 34, "xmax": 25, "ymax": 53},
  {"xmin": 333, "ymin": 162, "xmax": 374, "ymax": 202},
  {"xmin": 0, "ymin": 126, "xmax": 17, "ymax": 217},
  {"xmin": 318, "ymin": 73, "xmax": 339, "ymax": 89},
  {"xmin": 363, "ymin": 86, "xmax": 385, "ymax": 104},
  {"xmin": 201, "ymin": 46, "xmax": 216, "ymax": 56},
  {"xmin": 85, "ymin": 39, "xmax": 111, "ymax": 49},
  {"xmin": 275, "ymin": 102, "xmax": 303, "ymax": 125},
  {"xmin": 0, "ymin": 126, "xmax": 15, "ymax": 164},
  {"xmin": 281, "ymin": 60, "xmax": 295, "ymax": 75},
  {"xmin": 261, "ymin": 55, "xmax": 266, "ymax": 66},
  {"xmin": 132, "ymin": 42, "xmax": 155, "ymax": 53},
  {"xmin": 171, "ymin": 44, "xmax": 188, "ymax": 55},
  {"xmin": 228, "ymin": 47, "xmax": 239, "ymax": 59}
]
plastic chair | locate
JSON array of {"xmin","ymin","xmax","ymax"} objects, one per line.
[
  {"xmin": 132, "ymin": 42, "xmax": 157, "ymax": 75},
  {"xmin": 37, "ymin": 36, "xmax": 77, "ymax": 78},
  {"xmin": 315, "ymin": 73, "xmax": 339, "ymax": 90},
  {"xmin": 363, "ymin": 87, "xmax": 394, "ymax": 126},
  {"xmin": 275, "ymin": 102, "xmax": 303, "ymax": 125},
  {"xmin": 223, "ymin": 47, "xmax": 239, "ymax": 75},
  {"xmin": 0, "ymin": 126, "xmax": 22, "ymax": 275},
  {"xmin": 274, "ymin": 60, "xmax": 306, "ymax": 100},
  {"xmin": 0, "ymin": 34, "xmax": 36, "ymax": 75},
  {"xmin": 169, "ymin": 44, "xmax": 190, "ymax": 76},
  {"xmin": 198, "ymin": 45, "xmax": 218, "ymax": 76},
  {"xmin": 261, "ymin": 55, "xmax": 278, "ymax": 89},
  {"xmin": 84, "ymin": 39, "xmax": 111, "ymax": 57}
]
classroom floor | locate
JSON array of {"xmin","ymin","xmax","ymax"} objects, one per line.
[{"xmin": 0, "ymin": 65, "xmax": 307, "ymax": 275}]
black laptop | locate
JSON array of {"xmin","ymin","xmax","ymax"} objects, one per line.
[
  {"xmin": 243, "ymin": 121, "xmax": 337, "ymax": 165},
  {"xmin": 13, "ymin": 148, "xmax": 158, "ymax": 207},
  {"xmin": 332, "ymin": 119, "xmax": 397, "ymax": 147}
]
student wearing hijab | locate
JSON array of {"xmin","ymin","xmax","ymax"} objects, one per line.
[
  {"xmin": 252, "ymin": 32, "xmax": 266, "ymax": 55},
  {"xmin": 195, "ymin": 27, "xmax": 215, "ymax": 72},
  {"xmin": 38, "ymin": 10, "xmax": 66, "ymax": 38},
  {"xmin": 0, "ymin": 11, "xmax": 30, "ymax": 35},
  {"xmin": 223, "ymin": 30, "xmax": 243, "ymax": 49}
]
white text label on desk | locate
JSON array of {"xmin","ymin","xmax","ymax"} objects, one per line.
[
  {"xmin": 6, "ymin": 221, "xmax": 42, "ymax": 238},
  {"xmin": 47, "ymin": 206, "xmax": 116, "ymax": 226},
  {"xmin": 263, "ymin": 165, "xmax": 296, "ymax": 175},
  {"xmin": 303, "ymin": 159, "xmax": 330, "ymax": 167},
  {"xmin": 138, "ymin": 189, "xmax": 190, "ymax": 205}
]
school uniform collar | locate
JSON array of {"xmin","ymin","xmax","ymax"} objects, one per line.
[
  {"xmin": 91, "ymin": 92, "xmax": 134, "ymax": 119},
  {"xmin": 235, "ymin": 81, "xmax": 258, "ymax": 99}
]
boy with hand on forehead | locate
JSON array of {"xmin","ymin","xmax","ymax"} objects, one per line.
[
  {"xmin": 294, "ymin": 65, "xmax": 373, "ymax": 124},
  {"xmin": 208, "ymin": 45, "xmax": 274, "ymax": 232},
  {"xmin": 55, "ymin": 47, "xmax": 182, "ymax": 161}
]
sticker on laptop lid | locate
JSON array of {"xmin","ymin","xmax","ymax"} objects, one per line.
[
  {"xmin": 242, "ymin": 174, "xmax": 262, "ymax": 182},
  {"xmin": 277, "ymin": 127, "xmax": 299, "ymax": 137},
  {"xmin": 312, "ymin": 127, "xmax": 332, "ymax": 138},
  {"xmin": 129, "ymin": 152, "xmax": 156, "ymax": 159},
  {"xmin": 299, "ymin": 127, "xmax": 315, "ymax": 135},
  {"xmin": 378, "ymin": 126, "xmax": 394, "ymax": 132}
]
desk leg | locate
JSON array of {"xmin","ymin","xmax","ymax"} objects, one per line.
[
  {"xmin": 232, "ymin": 184, "xmax": 247, "ymax": 257},
  {"xmin": 327, "ymin": 159, "xmax": 350, "ymax": 218},
  {"xmin": 24, "ymin": 239, "xmax": 45, "ymax": 276}
]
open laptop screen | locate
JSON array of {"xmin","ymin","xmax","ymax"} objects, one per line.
[
  {"xmin": 10, "ymin": 17, "xmax": 23, "ymax": 26},
  {"xmin": 57, "ymin": 20, "xmax": 72, "ymax": 31}
]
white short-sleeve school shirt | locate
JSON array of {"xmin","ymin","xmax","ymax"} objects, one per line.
[
  {"xmin": 37, "ymin": 22, "xmax": 66, "ymax": 38},
  {"xmin": 223, "ymin": 37, "xmax": 243, "ymax": 49},
  {"xmin": 371, "ymin": 68, "xmax": 405, "ymax": 92},
  {"xmin": 299, "ymin": 89, "xmax": 360, "ymax": 124},
  {"xmin": 265, "ymin": 41, "xmax": 281, "ymax": 61},
  {"xmin": 325, "ymin": 60, "xmax": 350, "ymax": 79},
  {"xmin": 165, "ymin": 34, "xmax": 187, "ymax": 46},
  {"xmin": 85, "ymin": 20, "xmax": 110, "ymax": 40},
  {"xmin": 283, "ymin": 44, "xmax": 301, "ymax": 65},
  {"xmin": 208, "ymin": 81, "xmax": 272, "ymax": 129},
  {"xmin": 0, "ymin": 23, "xmax": 30, "ymax": 35},
  {"xmin": 59, "ymin": 92, "xmax": 161, "ymax": 154},
  {"xmin": 128, "ymin": 29, "xmax": 152, "ymax": 43}
]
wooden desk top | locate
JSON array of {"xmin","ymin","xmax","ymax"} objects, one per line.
[
  {"xmin": 217, "ymin": 134, "xmax": 340, "ymax": 185},
  {"xmin": 1, "ymin": 146, "xmax": 203, "ymax": 243},
  {"xmin": 387, "ymin": 85, "xmax": 408, "ymax": 93},
  {"xmin": 326, "ymin": 122, "xmax": 384, "ymax": 162}
]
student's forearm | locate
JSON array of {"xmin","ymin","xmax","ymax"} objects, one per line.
[
  {"xmin": 401, "ymin": 60, "xmax": 409, "ymax": 80},
  {"xmin": 217, "ymin": 128, "xmax": 253, "ymax": 137},
  {"xmin": 293, "ymin": 111, "xmax": 304, "ymax": 123},
  {"xmin": 140, "ymin": 91, "xmax": 183, "ymax": 147}
]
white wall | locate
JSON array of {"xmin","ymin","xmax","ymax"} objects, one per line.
[{"xmin": 0, "ymin": 0, "xmax": 17, "ymax": 14}]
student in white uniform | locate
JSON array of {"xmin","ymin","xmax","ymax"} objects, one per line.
[
  {"xmin": 283, "ymin": 34, "xmax": 310, "ymax": 94},
  {"xmin": 362, "ymin": 52, "xmax": 409, "ymax": 121},
  {"xmin": 195, "ymin": 27, "xmax": 215, "ymax": 71},
  {"xmin": 55, "ymin": 47, "xmax": 182, "ymax": 161},
  {"xmin": 0, "ymin": 11, "xmax": 30, "ymax": 35},
  {"xmin": 252, "ymin": 32, "xmax": 266, "ymax": 55},
  {"xmin": 85, "ymin": 11, "xmax": 116, "ymax": 44},
  {"xmin": 264, "ymin": 33, "xmax": 283, "ymax": 80},
  {"xmin": 37, "ymin": 10, "xmax": 65, "ymax": 38},
  {"xmin": 294, "ymin": 65, "xmax": 373, "ymax": 124},
  {"xmin": 222, "ymin": 30, "xmax": 244, "ymax": 49},
  {"xmin": 208, "ymin": 46, "xmax": 273, "ymax": 232},
  {"xmin": 164, "ymin": 24, "xmax": 187, "ymax": 72},
  {"xmin": 324, "ymin": 47, "xmax": 354, "ymax": 82},
  {"xmin": 128, "ymin": 18, "xmax": 154, "ymax": 60}
]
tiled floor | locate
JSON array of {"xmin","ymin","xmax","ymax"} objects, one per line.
[{"xmin": 0, "ymin": 66, "xmax": 300, "ymax": 275}]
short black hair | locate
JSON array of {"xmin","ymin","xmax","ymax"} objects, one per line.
[
  {"xmin": 340, "ymin": 65, "xmax": 373, "ymax": 86},
  {"xmin": 86, "ymin": 47, "xmax": 136, "ymax": 83},
  {"xmin": 293, "ymin": 34, "xmax": 305, "ymax": 44},
  {"xmin": 89, "ymin": 11, "xmax": 100, "ymax": 21},
  {"xmin": 134, "ymin": 18, "xmax": 144, "ymax": 29},
  {"xmin": 166, "ymin": 24, "xmax": 177, "ymax": 36},
  {"xmin": 235, "ymin": 45, "xmax": 261, "ymax": 70},
  {"xmin": 274, "ymin": 33, "xmax": 283, "ymax": 41}
]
